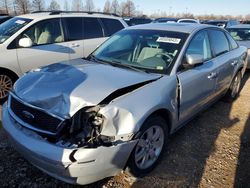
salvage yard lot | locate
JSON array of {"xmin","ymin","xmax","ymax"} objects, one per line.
[{"xmin": 0, "ymin": 72, "xmax": 249, "ymax": 188}]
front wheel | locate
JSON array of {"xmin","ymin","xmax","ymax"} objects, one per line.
[
  {"xmin": 0, "ymin": 73, "xmax": 16, "ymax": 103},
  {"xmin": 126, "ymin": 116, "xmax": 168, "ymax": 177}
]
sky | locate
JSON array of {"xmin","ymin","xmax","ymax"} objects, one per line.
[{"xmin": 45, "ymin": 0, "xmax": 250, "ymax": 16}]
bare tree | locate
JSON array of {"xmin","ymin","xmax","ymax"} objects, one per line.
[
  {"xmin": 110, "ymin": 0, "xmax": 119, "ymax": 14},
  {"xmin": 64, "ymin": 0, "xmax": 70, "ymax": 11},
  {"xmin": 103, "ymin": 0, "xmax": 111, "ymax": 13},
  {"xmin": 0, "ymin": 0, "xmax": 11, "ymax": 14},
  {"xmin": 71, "ymin": 0, "xmax": 83, "ymax": 11},
  {"xmin": 32, "ymin": 0, "xmax": 44, "ymax": 11},
  {"xmin": 84, "ymin": 0, "xmax": 95, "ymax": 11},
  {"xmin": 121, "ymin": 0, "xmax": 135, "ymax": 17},
  {"xmin": 15, "ymin": 0, "xmax": 31, "ymax": 14},
  {"xmin": 48, "ymin": 0, "xmax": 60, "ymax": 11}
]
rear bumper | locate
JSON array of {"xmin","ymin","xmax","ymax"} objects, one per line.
[{"xmin": 2, "ymin": 103, "xmax": 137, "ymax": 185}]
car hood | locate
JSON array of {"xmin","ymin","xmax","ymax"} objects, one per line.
[
  {"xmin": 13, "ymin": 59, "xmax": 161, "ymax": 118},
  {"xmin": 237, "ymin": 41, "xmax": 250, "ymax": 49}
]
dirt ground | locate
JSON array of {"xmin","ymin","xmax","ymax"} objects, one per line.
[{"xmin": 0, "ymin": 71, "xmax": 249, "ymax": 188}]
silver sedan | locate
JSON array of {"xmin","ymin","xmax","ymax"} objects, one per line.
[{"xmin": 2, "ymin": 23, "xmax": 248, "ymax": 185}]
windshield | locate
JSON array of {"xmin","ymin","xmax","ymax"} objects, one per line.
[
  {"xmin": 91, "ymin": 29, "xmax": 188, "ymax": 74},
  {"xmin": 227, "ymin": 28, "xmax": 250, "ymax": 41},
  {"xmin": 0, "ymin": 17, "xmax": 32, "ymax": 44}
]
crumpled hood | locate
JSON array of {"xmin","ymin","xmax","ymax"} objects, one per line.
[{"xmin": 14, "ymin": 59, "xmax": 161, "ymax": 118}]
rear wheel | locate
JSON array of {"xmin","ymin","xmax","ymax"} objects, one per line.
[
  {"xmin": 126, "ymin": 116, "xmax": 168, "ymax": 177},
  {"xmin": 225, "ymin": 71, "xmax": 242, "ymax": 101},
  {"xmin": 0, "ymin": 73, "xmax": 17, "ymax": 103}
]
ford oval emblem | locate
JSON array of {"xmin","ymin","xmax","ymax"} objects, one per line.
[{"xmin": 22, "ymin": 110, "xmax": 35, "ymax": 120}]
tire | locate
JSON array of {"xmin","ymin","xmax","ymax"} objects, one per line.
[
  {"xmin": 225, "ymin": 71, "xmax": 242, "ymax": 101},
  {"xmin": 0, "ymin": 72, "xmax": 17, "ymax": 103},
  {"xmin": 126, "ymin": 115, "xmax": 168, "ymax": 177}
]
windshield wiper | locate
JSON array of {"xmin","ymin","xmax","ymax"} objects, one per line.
[{"xmin": 109, "ymin": 60, "xmax": 150, "ymax": 73}]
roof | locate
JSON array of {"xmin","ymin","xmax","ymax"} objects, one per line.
[
  {"xmin": 126, "ymin": 23, "xmax": 217, "ymax": 34},
  {"xmin": 17, "ymin": 11, "xmax": 121, "ymax": 20},
  {"xmin": 228, "ymin": 24, "xmax": 250, "ymax": 29}
]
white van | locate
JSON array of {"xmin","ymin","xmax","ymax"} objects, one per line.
[{"xmin": 0, "ymin": 11, "xmax": 127, "ymax": 101}]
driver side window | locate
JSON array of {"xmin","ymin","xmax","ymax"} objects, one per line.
[
  {"xmin": 186, "ymin": 30, "xmax": 212, "ymax": 62},
  {"xmin": 20, "ymin": 19, "xmax": 64, "ymax": 46}
]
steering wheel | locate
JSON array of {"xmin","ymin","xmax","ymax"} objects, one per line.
[{"xmin": 155, "ymin": 52, "xmax": 173, "ymax": 63}]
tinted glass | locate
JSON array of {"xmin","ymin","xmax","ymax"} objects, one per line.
[
  {"xmin": 227, "ymin": 28, "xmax": 250, "ymax": 41},
  {"xmin": 209, "ymin": 30, "xmax": 230, "ymax": 56},
  {"xmin": 0, "ymin": 17, "xmax": 31, "ymax": 44},
  {"xmin": 21, "ymin": 19, "xmax": 64, "ymax": 46},
  {"xmin": 83, "ymin": 18, "xmax": 103, "ymax": 39},
  {"xmin": 101, "ymin": 18, "xmax": 124, "ymax": 36},
  {"xmin": 186, "ymin": 30, "xmax": 212, "ymax": 61},
  {"xmin": 92, "ymin": 29, "xmax": 188, "ymax": 74},
  {"xmin": 225, "ymin": 32, "xmax": 238, "ymax": 49},
  {"xmin": 64, "ymin": 17, "xmax": 83, "ymax": 41}
]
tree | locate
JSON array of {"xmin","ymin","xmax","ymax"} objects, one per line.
[
  {"xmin": 32, "ymin": 0, "xmax": 44, "ymax": 11},
  {"xmin": 64, "ymin": 0, "xmax": 70, "ymax": 11},
  {"xmin": 0, "ymin": 0, "xmax": 11, "ymax": 14},
  {"xmin": 110, "ymin": 0, "xmax": 119, "ymax": 14},
  {"xmin": 48, "ymin": 0, "xmax": 60, "ymax": 11},
  {"xmin": 103, "ymin": 0, "xmax": 111, "ymax": 13},
  {"xmin": 121, "ymin": 0, "xmax": 135, "ymax": 17},
  {"xmin": 71, "ymin": 0, "xmax": 83, "ymax": 11},
  {"xmin": 14, "ymin": 0, "xmax": 31, "ymax": 14},
  {"xmin": 84, "ymin": 0, "xmax": 94, "ymax": 11}
]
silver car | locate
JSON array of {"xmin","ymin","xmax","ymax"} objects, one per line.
[
  {"xmin": 227, "ymin": 24, "xmax": 250, "ymax": 68},
  {"xmin": 2, "ymin": 23, "xmax": 248, "ymax": 185}
]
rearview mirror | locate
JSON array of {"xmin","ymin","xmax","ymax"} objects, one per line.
[
  {"xmin": 19, "ymin": 37, "xmax": 32, "ymax": 48},
  {"xmin": 186, "ymin": 54, "xmax": 204, "ymax": 65}
]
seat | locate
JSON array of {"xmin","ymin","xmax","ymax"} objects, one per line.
[
  {"xmin": 37, "ymin": 24, "xmax": 52, "ymax": 45},
  {"xmin": 137, "ymin": 47, "xmax": 163, "ymax": 62}
]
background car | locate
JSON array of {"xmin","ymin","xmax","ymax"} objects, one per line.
[
  {"xmin": 227, "ymin": 24, "xmax": 250, "ymax": 69},
  {"xmin": 3, "ymin": 23, "xmax": 247, "ymax": 185},
  {"xmin": 152, "ymin": 17, "xmax": 178, "ymax": 23},
  {"xmin": 177, "ymin": 18, "xmax": 200, "ymax": 23},
  {"xmin": 0, "ymin": 11, "xmax": 127, "ymax": 102},
  {"xmin": 205, "ymin": 20, "xmax": 239, "ymax": 28},
  {"xmin": 123, "ymin": 17, "xmax": 152, "ymax": 26}
]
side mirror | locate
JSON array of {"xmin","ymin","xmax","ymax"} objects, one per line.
[
  {"xmin": 186, "ymin": 54, "xmax": 204, "ymax": 65},
  {"xmin": 19, "ymin": 37, "xmax": 32, "ymax": 48}
]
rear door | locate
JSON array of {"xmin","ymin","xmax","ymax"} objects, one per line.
[
  {"xmin": 17, "ymin": 18, "xmax": 70, "ymax": 73},
  {"xmin": 82, "ymin": 17, "xmax": 107, "ymax": 57},
  {"xmin": 62, "ymin": 17, "xmax": 84, "ymax": 60},
  {"xmin": 208, "ymin": 29, "xmax": 235, "ymax": 96},
  {"xmin": 177, "ymin": 30, "xmax": 217, "ymax": 122}
]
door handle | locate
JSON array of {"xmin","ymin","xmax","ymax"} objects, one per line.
[
  {"xmin": 208, "ymin": 72, "xmax": 218, "ymax": 79},
  {"xmin": 231, "ymin": 60, "xmax": 238, "ymax": 66},
  {"xmin": 70, "ymin": 43, "xmax": 80, "ymax": 48}
]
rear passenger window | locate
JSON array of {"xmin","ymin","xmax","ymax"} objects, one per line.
[
  {"xmin": 83, "ymin": 18, "xmax": 103, "ymax": 39},
  {"xmin": 225, "ymin": 32, "xmax": 238, "ymax": 50},
  {"xmin": 64, "ymin": 17, "xmax": 83, "ymax": 41},
  {"xmin": 209, "ymin": 30, "xmax": 230, "ymax": 56},
  {"xmin": 100, "ymin": 18, "xmax": 124, "ymax": 37}
]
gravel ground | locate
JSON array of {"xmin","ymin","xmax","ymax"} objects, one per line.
[{"xmin": 0, "ymin": 71, "xmax": 249, "ymax": 188}]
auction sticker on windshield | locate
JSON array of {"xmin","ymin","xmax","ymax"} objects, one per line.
[
  {"xmin": 157, "ymin": 37, "xmax": 181, "ymax": 44},
  {"xmin": 15, "ymin": 20, "xmax": 26, "ymax": 24}
]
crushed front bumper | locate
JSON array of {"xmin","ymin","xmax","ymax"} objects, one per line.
[{"xmin": 2, "ymin": 103, "xmax": 137, "ymax": 185}]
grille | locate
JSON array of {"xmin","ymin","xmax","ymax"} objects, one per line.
[{"xmin": 9, "ymin": 95, "xmax": 63, "ymax": 134}]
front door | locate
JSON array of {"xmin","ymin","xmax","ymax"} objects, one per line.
[
  {"xmin": 17, "ymin": 18, "xmax": 70, "ymax": 73},
  {"xmin": 177, "ymin": 30, "xmax": 217, "ymax": 123}
]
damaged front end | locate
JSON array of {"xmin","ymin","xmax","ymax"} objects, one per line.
[{"xmin": 54, "ymin": 105, "xmax": 118, "ymax": 149}]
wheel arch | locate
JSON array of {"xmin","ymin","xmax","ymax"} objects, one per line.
[{"xmin": 0, "ymin": 67, "xmax": 19, "ymax": 81}]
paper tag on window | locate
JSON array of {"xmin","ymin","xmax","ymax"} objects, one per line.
[
  {"xmin": 157, "ymin": 37, "xmax": 181, "ymax": 44},
  {"xmin": 15, "ymin": 20, "xmax": 26, "ymax": 24}
]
